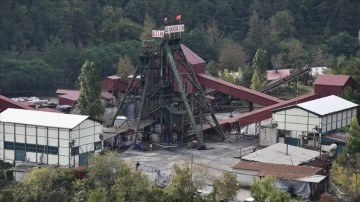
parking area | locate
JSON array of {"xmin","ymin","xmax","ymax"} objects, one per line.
[{"xmin": 119, "ymin": 135, "xmax": 258, "ymax": 201}]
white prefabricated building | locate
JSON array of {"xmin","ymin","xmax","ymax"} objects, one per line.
[
  {"xmin": 272, "ymin": 95, "xmax": 358, "ymax": 143},
  {"xmin": 0, "ymin": 108, "xmax": 103, "ymax": 167}
]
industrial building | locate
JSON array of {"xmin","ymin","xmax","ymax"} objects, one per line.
[
  {"xmin": 0, "ymin": 94, "xmax": 59, "ymax": 113},
  {"xmin": 271, "ymin": 95, "xmax": 358, "ymax": 148},
  {"xmin": 56, "ymin": 89, "xmax": 115, "ymax": 106},
  {"xmin": 101, "ymin": 75, "xmax": 129, "ymax": 95},
  {"xmin": 232, "ymin": 161, "xmax": 325, "ymax": 200},
  {"xmin": 0, "ymin": 108, "xmax": 103, "ymax": 167},
  {"xmin": 233, "ymin": 143, "xmax": 327, "ymax": 200},
  {"xmin": 313, "ymin": 75, "xmax": 355, "ymax": 97}
]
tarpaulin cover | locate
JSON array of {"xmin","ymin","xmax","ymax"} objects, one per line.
[{"xmin": 276, "ymin": 179, "xmax": 311, "ymax": 199}]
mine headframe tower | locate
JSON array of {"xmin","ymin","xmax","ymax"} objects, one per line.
[{"xmin": 111, "ymin": 31, "xmax": 225, "ymax": 148}]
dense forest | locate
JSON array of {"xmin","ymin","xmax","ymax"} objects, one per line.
[{"xmin": 1, "ymin": 0, "xmax": 360, "ymax": 95}]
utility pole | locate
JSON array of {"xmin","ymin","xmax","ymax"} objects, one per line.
[
  {"xmin": 191, "ymin": 154, "xmax": 193, "ymax": 202},
  {"xmin": 356, "ymin": 170, "xmax": 359, "ymax": 202}
]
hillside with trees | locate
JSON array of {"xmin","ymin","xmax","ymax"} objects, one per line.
[{"xmin": 1, "ymin": 0, "xmax": 360, "ymax": 96}]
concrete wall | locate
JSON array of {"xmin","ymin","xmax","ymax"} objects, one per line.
[
  {"xmin": 273, "ymin": 107, "xmax": 321, "ymax": 133},
  {"xmin": 232, "ymin": 169, "xmax": 260, "ymax": 187},
  {"xmin": 259, "ymin": 127, "xmax": 278, "ymax": 146}
]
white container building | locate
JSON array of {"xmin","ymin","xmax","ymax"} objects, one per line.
[
  {"xmin": 0, "ymin": 108, "xmax": 103, "ymax": 167},
  {"xmin": 272, "ymin": 95, "xmax": 358, "ymax": 146}
]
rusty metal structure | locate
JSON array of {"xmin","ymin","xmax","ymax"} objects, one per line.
[{"xmin": 111, "ymin": 32, "xmax": 225, "ymax": 148}]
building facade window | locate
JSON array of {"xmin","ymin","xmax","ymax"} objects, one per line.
[
  {"xmin": 4, "ymin": 141, "xmax": 14, "ymax": 150},
  {"xmin": 95, "ymin": 141, "xmax": 102, "ymax": 150},
  {"xmin": 3, "ymin": 141, "xmax": 58, "ymax": 155},
  {"xmin": 71, "ymin": 147, "xmax": 79, "ymax": 156}
]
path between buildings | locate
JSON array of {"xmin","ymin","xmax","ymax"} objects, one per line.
[{"xmin": 118, "ymin": 135, "xmax": 258, "ymax": 201}]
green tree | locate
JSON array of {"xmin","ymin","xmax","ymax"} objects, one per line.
[
  {"xmin": 164, "ymin": 162, "xmax": 194, "ymax": 202},
  {"xmin": 251, "ymin": 70, "xmax": 266, "ymax": 90},
  {"xmin": 140, "ymin": 13, "xmax": 156, "ymax": 41},
  {"xmin": 218, "ymin": 39, "xmax": 247, "ymax": 71},
  {"xmin": 86, "ymin": 151, "xmax": 149, "ymax": 201},
  {"xmin": 252, "ymin": 49, "xmax": 269, "ymax": 79},
  {"xmin": 212, "ymin": 171, "xmax": 240, "ymax": 202},
  {"xmin": 251, "ymin": 176, "xmax": 292, "ymax": 202},
  {"xmin": 165, "ymin": 161, "xmax": 213, "ymax": 202},
  {"xmin": 346, "ymin": 117, "xmax": 360, "ymax": 155},
  {"xmin": 330, "ymin": 116, "xmax": 360, "ymax": 201},
  {"xmin": 87, "ymin": 152, "xmax": 127, "ymax": 190},
  {"xmin": 326, "ymin": 31, "xmax": 360, "ymax": 56},
  {"xmin": 0, "ymin": 58, "xmax": 62, "ymax": 93},
  {"xmin": 330, "ymin": 155, "xmax": 360, "ymax": 201},
  {"xmin": 207, "ymin": 19, "xmax": 223, "ymax": 43},
  {"xmin": 241, "ymin": 65, "xmax": 255, "ymax": 88},
  {"xmin": 116, "ymin": 55, "xmax": 135, "ymax": 79},
  {"xmin": 164, "ymin": 163, "xmax": 193, "ymax": 201},
  {"xmin": 76, "ymin": 60, "xmax": 105, "ymax": 118},
  {"xmin": 268, "ymin": 10, "xmax": 295, "ymax": 40},
  {"xmin": 206, "ymin": 60, "xmax": 218, "ymax": 76},
  {"xmin": 244, "ymin": 10, "xmax": 267, "ymax": 55},
  {"xmin": 218, "ymin": 69, "xmax": 241, "ymax": 85},
  {"xmin": 43, "ymin": 37, "xmax": 82, "ymax": 88},
  {"xmin": 20, "ymin": 167, "xmax": 76, "ymax": 201},
  {"xmin": 341, "ymin": 86, "xmax": 360, "ymax": 105},
  {"xmin": 88, "ymin": 188, "xmax": 106, "ymax": 202},
  {"xmin": 341, "ymin": 53, "xmax": 360, "ymax": 86},
  {"xmin": 100, "ymin": 5, "xmax": 124, "ymax": 42},
  {"xmin": 112, "ymin": 168, "xmax": 150, "ymax": 201},
  {"xmin": 0, "ymin": 160, "xmax": 12, "ymax": 180},
  {"xmin": 279, "ymin": 39, "xmax": 307, "ymax": 69},
  {"xmin": 183, "ymin": 28, "xmax": 216, "ymax": 62},
  {"xmin": 311, "ymin": 48, "xmax": 326, "ymax": 67}
]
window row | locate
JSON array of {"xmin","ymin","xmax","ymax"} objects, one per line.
[
  {"xmin": 71, "ymin": 141, "xmax": 102, "ymax": 156},
  {"xmin": 4, "ymin": 141, "xmax": 58, "ymax": 155}
]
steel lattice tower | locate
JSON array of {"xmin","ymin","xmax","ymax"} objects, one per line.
[{"xmin": 112, "ymin": 35, "xmax": 225, "ymax": 148}]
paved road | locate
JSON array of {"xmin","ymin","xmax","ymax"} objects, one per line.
[{"xmin": 119, "ymin": 135, "xmax": 258, "ymax": 201}]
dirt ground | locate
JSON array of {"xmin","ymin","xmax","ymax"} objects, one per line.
[{"xmin": 119, "ymin": 135, "xmax": 258, "ymax": 202}]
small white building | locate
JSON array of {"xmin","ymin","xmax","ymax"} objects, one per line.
[
  {"xmin": 0, "ymin": 108, "xmax": 103, "ymax": 167},
  {"xmin": 272, "ymin": 95, "xmax": 358, "ymax": 146}
]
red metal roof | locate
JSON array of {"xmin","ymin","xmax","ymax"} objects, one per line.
[
  {"xmin": 180, "ymin": 44, "xmax": 205, "ymax": 65},
  {"xmin": 0, "ymin": 95, "xmax": 62, "ymax": 113},
  {"xmin": 313, "ymin": 75, "xmax": 351, "ymax": 86},
  {"xmin": 56, "ymin": 89, "xmax": 114, "ymax": 101},
  {"xmin": 266, "ymin": 69, "xmax": 290, "ymax": 81},
  {"xmin": 200, "ymin": 92, "xmax": 318, "ymax": 132},
  {"xmin": 197, "ymin": 73, "xmax": 283, "ymax": 106},
  {"xmin": 233, "ymin": 161, "xmax": 322, "ymax": 180},
  {"xmin": 0, "ymin": 95, "xmax": 34, "ymax": 111}
]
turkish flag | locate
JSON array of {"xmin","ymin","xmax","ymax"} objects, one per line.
[{"xmin": 175, "ymin": 14, "xmax": 181, "ymax": 22}]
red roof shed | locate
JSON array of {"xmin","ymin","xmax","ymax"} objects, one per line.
[
  {"xmin": 233, "ymin": 161, "xmax": 323, "ymax": 180},
  {"xmin": 0, "ymin": 95, "xmax": 33, "ymax": 112},
  {"xmin": 314, "ymin": 75, "xmax": 356, "ymax": 98},
  {"xmin": 101, "ymin": 75, "xmax": 129, "ymax": 93},
  {"xmin": 0, "ymin": 95, "xmax": 62, "ymax": 113},
  {"xmin": 56, "ymin": 89, "xmax": 114, "ymax": 106}
]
